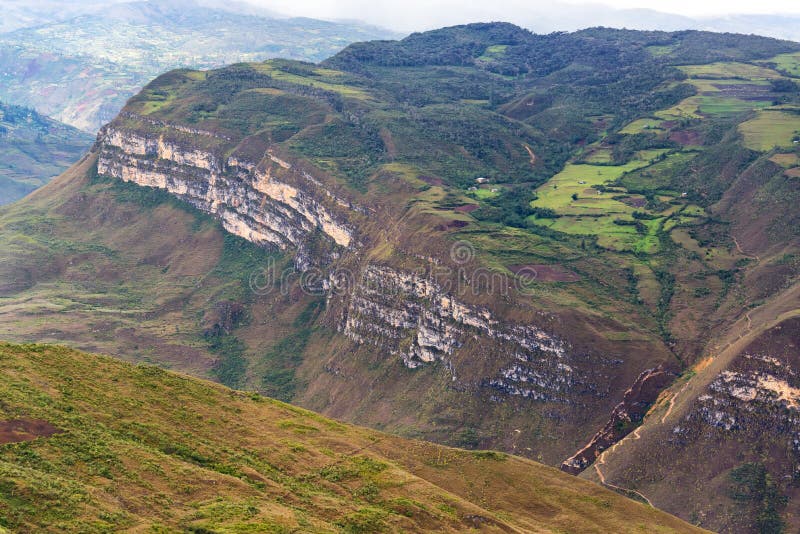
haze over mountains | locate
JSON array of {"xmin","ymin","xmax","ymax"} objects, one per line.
[
  {"xmin": 0, "ymin": 0, "xmax": 396, "ymax": 132},
  {"xmin": 3, "ymin": 0, "xmax": 800, "ymax": 137},
  {"xmin": 240, "ymin": 0, "xmax": 800, "ymax": 41},
  {"xmin": 0, "ymin": 0, "xmax": 394, "ymax": 203},
  {"xmin": 0, "ymin": 101, "xmax": 92, "ymax": 204}
]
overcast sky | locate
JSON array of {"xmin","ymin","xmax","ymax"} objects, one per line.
[{"xmin": 242, "ymin": 0, "xmax": 800, "ymax": 32}]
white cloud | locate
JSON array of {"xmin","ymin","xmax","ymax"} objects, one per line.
[{"xmin": 242, "ymin": 0, "xmax": 800, "ymax": 31}]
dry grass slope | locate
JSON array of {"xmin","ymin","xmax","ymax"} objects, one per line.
[{"xmin": 0, "ymin": 343, "xmax": 705, "ymax": 533}]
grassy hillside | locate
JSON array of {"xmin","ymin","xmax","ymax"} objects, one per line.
[
  {"xmin": 0, "ymin": 153, "xmax": 287, "ymax": 383},
  {"xmin": 0, "ymin": 102, "xmax": 92, "ymax": 204},
  {"xmin": 0, "ymin": 342, "xmax": 703, "ymax": 533}
]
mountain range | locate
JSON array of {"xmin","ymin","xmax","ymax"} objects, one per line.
[
  {"xmin": 1, "ymin": 20, "xmax": 800, "ymax": 533},
  {"xmin": 0, "ymin": 0, "xmax": 396, "ymax": 132}
]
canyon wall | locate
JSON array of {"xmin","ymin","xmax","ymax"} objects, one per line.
[{"xmin": 97, "ymin": 122, "xmax": 354, "ymax": 262}]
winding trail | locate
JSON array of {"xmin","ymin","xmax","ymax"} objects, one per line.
[
  {"xmin": 661, "ymin": 380, "xmax": 692, "ymax": 425},
  {"xmin": 591, "ymin": 422, "xmax": 653, "ymax": 506},
  {"xmin": 594, "ymin": 437, "xmax": 654, "ymax": 507},
  {"xmin": 593, "ymin": 292, "xmax": 772, "ymax": 508},
  {"xmin": 732, "ymin": 233, "xmax": 760, "ymax": 262}
]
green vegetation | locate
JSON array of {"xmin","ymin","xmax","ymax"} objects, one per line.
[
  {"xmin": 526, "ymin": 151, "xmax": 671, "ymax": 252},
  {"xmin": 729, "ymin": 463, "xmax": 787, "ymax": 534},
  {"xmin": 473, "ymin": 188, "xmax": 538, "ymax": 228},
  {"xmin": 0, "ymin": 156, "xmax": 289, "ymax": 386},
  {"xmin": 680, "ymin": 62, "xmax": 781, "ymax": 80},
  {"xmin": 0, "ymin": 6, "xmax": 395, "ymax": 131},
  {"xmin": 0, "ymin": 343, "xmax": 702, "ymax": 532},
  {"xmin": 739, "ymin": 110, "xmax": 800, "ymax": 151},
  {"xmin": 3, "ymin": 23, "xmax": 800, "ymax": 534},
  {"xmin": 260, "ymin": 299, "xmax": 324, "ymax": 401},
  {"xmin": 762, "ymin": 52, "xmax": 800, "ymax": 77}
]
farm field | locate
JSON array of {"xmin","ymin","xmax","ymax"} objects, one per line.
[
  {"xmin": 760, "ymin": 51, "xmax": 800, "ymax": 77},
  {"xmin": 679, "ymin": 62, "xmax": 781, "ymax": 80},
  {"xmin": 739, "ymin": 109, "xmax": 800, "ymax": 150},
  {"xmin": 770, "ymin": 152, "xmax": 800, "ymax": 167},
  {"xmin": 528, "ymin": 150, "xmax": 675, "ymax": 252},
  {"xmin": 619, "ymin": 118, "xmax": 665, "ymax": 134},
  {"xmin": 522, "ymin": 53, "xmax": 800, "ymax": 258}
]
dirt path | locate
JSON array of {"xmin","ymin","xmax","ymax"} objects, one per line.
[
  {"xmin": 523, "ymin": 144, "xmax": 536, "ymax": 165},
  {"xmin": 594, "ymin": 447, "xmax": 654, "ymax": 507},
  {"xmin": 590, "ymin": 421, "xmax": 652, "ymax": 506},
  {"xmin": 661, "ymin": 380, "xmax": 692, "ymax": 425},
  {"xmin": 732, "ymin": 233, "xmax": 760, "ymax": 262},
  {"xmin": 590, "ymin": 283, "xmax": 800, "ymax": 513},
  {"xmin": 593, "ymin": 302, "xmax": 759, "ymax": 506}
]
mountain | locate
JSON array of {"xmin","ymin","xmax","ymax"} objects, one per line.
[
  {"xmin": 0, "ymin": 102, "xmax": 93, "ymax": 205},
  {"xmin": 0, "ymin": 1, "xmax": 130, "ymax": 33},
  {"xmin": 0, "ymin": 342, "xmax": 701, "ymax": 532},
  {"xmin": 0, "ymin": 23, "xmax": 799, "ymax": 532},
  {"xmin": 0, "ymin": 0, "xmax": 397, "ymax": 131}
]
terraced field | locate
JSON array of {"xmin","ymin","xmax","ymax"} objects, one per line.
[
  {"xmin": 761, "ymin": 51, "xmax": 800, "ymax": 76},
  {"xmin": 739, "ymin": 109, "xmax": 800, "ymax": 150},
  {"xmin": 523, "ymin": 52, "xmax": 800, "ymax": 260},
  {"xmin": 529, "ymin": 151, "xmax": 667, "ymax": 251}
]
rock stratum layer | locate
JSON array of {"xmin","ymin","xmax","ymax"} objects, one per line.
[
  {"xmin": 97, "ymin": 122, "xmax": 354, "ymax": 259},
  {"xmin": 91, "ymin": 106, "xmax": 674, "ymax": 467},
  {"xmin": 96, "ymin": 119, "xmax": 613, "ymax": 402}
]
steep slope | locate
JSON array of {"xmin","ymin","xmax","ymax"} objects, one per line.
[
  {"xmin": 0, "ymin": 153, "xmax": 284, "ymax": 379},
  {"xmin": 0, "ymin": 0, "xmax": 396, "ymax": 131},
  {"xmin": 0, "ymin": 342, "xmax": 703, "ymax": 533},
  {"xmin": 580, "ymin": 289, "xmax": 800, "ymax": 532},
  {"xmin": 0, "ymin": 102, "xmax": 93, "ymax": 204},
  {"xmin": 0, "ymin": 23, "xmax": 799, "ymax": 532}
]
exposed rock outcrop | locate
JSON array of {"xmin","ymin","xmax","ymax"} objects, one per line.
[
  {"xmin": 96, "ymin": 121, "xmax": 354, "ymax": 265},
  {"xmin": 677, "ymin": 352, "xmax": 800, "ymax": 452},
  {"xmin": 561, "ymin": 366, "xmax": 674, "ymax": 474},
  {"xmin": 341, "ymin": 264, "xmax": 588, "ymax": 403}
]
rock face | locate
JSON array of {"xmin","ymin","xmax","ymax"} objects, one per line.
[
  {"xmin": 561, "ymin": 366, "xmax": 674, "ymax": 474},
  {"xmin": 679, "ymin": 351, "xmax": 800, "ymax": 452},
  {"xmin": 96, "ymin": 117, "xmax": 586, "ymax": 401},
  {"xmin": 97, "ymin": 120, "xmax": 354, "ymax": 263},
  {"xmin": 341, "ymin": 264, "xmax": 590, "ymax": 403},
  {"xmin": 96, "ymin": 117, "xmax": 622, "ymax": 405},
  {"xmin": 92, "ymin": 110, "xmax": 676, "ymax": 467}
]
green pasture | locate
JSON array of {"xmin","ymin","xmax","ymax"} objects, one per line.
[{"xmin": 739, "ymin": 110, "xmax": 800, "ymax": 151}]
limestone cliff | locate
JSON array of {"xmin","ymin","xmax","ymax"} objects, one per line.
[
  {"xmin": 90, "ymin": 105, "xmax": 676, "ymax": 467},
  {"xmin": 95, "ymin": 115, "xmax": 640, "ymax": 412},
  {"xmin": 97, "ymin": 119, "xmax": 354, "ymax": 265}
]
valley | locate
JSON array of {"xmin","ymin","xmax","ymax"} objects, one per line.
[
  {"xmin": 0, "ymin": 21, "xmax": 798, "ymax": 533},
  {"xmin": 0, "ymin": 0, "xmax": 396, "ymax": 132}
]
